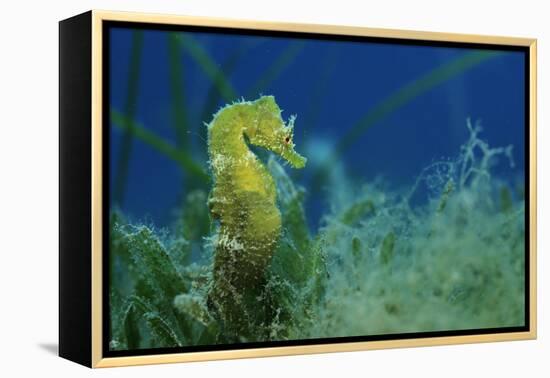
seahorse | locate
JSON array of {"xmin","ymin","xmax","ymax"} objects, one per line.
[{"xmin": 206, "ymin": 95, "xmax": 306, "ymax": 340}]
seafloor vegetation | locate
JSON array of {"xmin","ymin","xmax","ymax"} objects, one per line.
[
  {"xmin": 109, "ymin": 116, "xmax": 524, "ymax": 350},
  {"xmin": 108, "ymin": 31, "xmax": 524, "ymax": 351}
]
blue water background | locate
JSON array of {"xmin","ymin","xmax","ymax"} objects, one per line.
[{"xmin": 109, "ymin": 26, "xmax": 525, "ymax": 230}]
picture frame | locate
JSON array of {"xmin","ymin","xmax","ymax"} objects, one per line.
[{"xmin": 59, "ymin": 10, "xmax": 537, "ymax": 368}]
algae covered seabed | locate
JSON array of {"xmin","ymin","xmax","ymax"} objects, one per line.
[{"xmin": 107, "ymin": 28, "xmax": 525, "ymax": 351}]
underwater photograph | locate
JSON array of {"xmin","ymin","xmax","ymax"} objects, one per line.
[{"xmin": 106, "ymin": 23, "xmax": 527, "ymax": 354}]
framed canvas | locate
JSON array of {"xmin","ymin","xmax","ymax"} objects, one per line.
[{"xmin": 59, "ymin": 10, "xmax": 537, "ymax": 368}]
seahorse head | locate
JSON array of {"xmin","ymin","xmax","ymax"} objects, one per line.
[{"xmin": 244, "ymin": 96, "xmax": 307, "ymax": 169}]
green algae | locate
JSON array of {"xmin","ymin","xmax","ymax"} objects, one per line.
[
  {"xmin": 167, "ymin": 32, "xmax": 190, "ymax": 151},
  {"xmin": 110, "ymin": 109, "xmax": 209, "ymax": 183}
]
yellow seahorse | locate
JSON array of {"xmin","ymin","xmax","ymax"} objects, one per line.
[{"xmin": 206, "ymin": 95, "xmax": 306, "ymax": 339}]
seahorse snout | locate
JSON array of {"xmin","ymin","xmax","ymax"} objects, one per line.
[{"xmin": 282, "ymin": 148, "xmax": 307, "ymax": 169}]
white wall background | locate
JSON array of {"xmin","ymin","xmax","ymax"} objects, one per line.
[{"xmin": 0, "ymin": 0, "xmax": 546, "ymax": 376}]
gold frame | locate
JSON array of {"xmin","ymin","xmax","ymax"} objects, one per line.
[{"xmin": 90, "ymin": 9, "xmax": 537, "ymax": 368}]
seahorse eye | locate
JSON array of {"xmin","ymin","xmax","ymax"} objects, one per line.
[{"xmin": 285, "ymin": 136, "xmax": 291, "ymax": 144}]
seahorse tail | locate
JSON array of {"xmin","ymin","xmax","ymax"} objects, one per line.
[{"xmin": 208, "ymin": 209, "xmax": 281, "ymax": 340}]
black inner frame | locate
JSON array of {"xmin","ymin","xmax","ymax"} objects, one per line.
[{"xmin": 102, "ymin": 20, "xmax": 531, "ymax": 358}]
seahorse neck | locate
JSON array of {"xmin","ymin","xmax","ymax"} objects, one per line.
[{"xmin": 208, "ymin": 108, "xmax": 260, "ymax": 178}]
